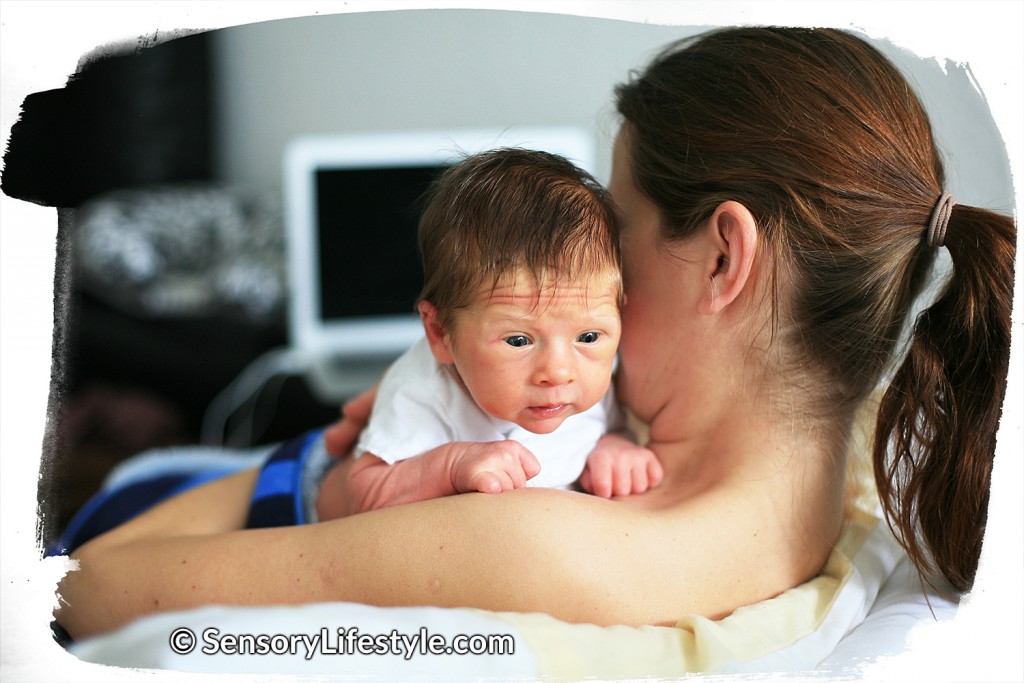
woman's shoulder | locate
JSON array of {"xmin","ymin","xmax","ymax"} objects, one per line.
[
  {"xmin": 424, "ymin": 481, "xmax": 818, "ymax": 622},
  {"xmin": 608, "ymin": 467, "xmax": 842, "ymax": 616}
]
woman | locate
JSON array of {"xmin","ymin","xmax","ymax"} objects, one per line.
[{"xmin": 54, "ymin": 27, "xmax": 1014, "ymax": 643}]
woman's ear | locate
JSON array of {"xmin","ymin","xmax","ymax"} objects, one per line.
[
  {"xmin": 417, "ymin": 300, "xmax": 455, "ymax": 365},
  {"xmin": 701, "ymin": 200, "xmax": 758, "ymax": 315}
]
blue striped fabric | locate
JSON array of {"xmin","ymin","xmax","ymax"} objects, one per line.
[
  {"xmin": 49, "ymin": 429, "xmax": 323, "ymax": 556},
  {"xmin": 244, "ymin": 429, "xmax": 321, "ymax": 529}
]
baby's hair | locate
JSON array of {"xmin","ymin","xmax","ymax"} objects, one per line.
[{"xmin": 417, "ymin": 147, "xmax": 621, "ymax": 330}]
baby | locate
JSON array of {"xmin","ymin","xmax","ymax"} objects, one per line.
[{"xmin": 346, "ymin": 148, "xmax": 661, "ymax": 513}]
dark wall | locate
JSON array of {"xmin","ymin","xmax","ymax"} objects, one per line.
[{"xmin": 2, "ymin": 31, "xmax": 213, "ymax": 208}]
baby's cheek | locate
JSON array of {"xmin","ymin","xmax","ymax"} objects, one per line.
[
  {"xmin": 475, "ymin": 393, "xmax": 517, "ymax": 423},
  {"xmin": 593, "ymin": 361, "xmax": 617, "ymax": 396}
]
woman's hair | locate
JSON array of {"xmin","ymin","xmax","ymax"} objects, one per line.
[
  {"xmin": 615, "ymin": 26, "xmax": 1015, "ymax": 591},
  {"xmin": 418, "ymin": 147, "xmax": 621, "ymax": 330}
]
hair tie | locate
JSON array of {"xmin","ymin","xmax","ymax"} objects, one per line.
[{"xmin": 926, "ymin": 192, "xmax": 955, "ymax": 248}]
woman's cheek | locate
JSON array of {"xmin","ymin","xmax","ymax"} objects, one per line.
[
  {"xmin": 618, "ymin": 302, "xmax": 648, "ymax": 365},
  {"xmin": 615, "ymin": 329, "xmax": 646, "ymax": 401}
]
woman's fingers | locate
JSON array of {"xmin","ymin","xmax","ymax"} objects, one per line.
[{"xmin": 324, "ymin": 385, "xmax": 378, "ymax": 456}]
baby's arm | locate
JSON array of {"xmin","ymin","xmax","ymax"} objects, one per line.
[
  {"xmin": 579, "ymin": 432, "xmax": 663, "ymax": 499},
  {"xmin": 346, "ymin": 441, "xmax": 541, "ymax": 514}
]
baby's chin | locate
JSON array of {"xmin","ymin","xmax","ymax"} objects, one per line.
[{"xmin": 516, "ymin": 419, "xmax": 565, "ymax": 435}]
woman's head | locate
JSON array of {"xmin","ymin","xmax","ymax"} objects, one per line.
[
  {"xmin": 615, "ymin": 27, "xmax": 944, "ymax": 415},
  {"xmin": 613, "ymin": 27, "xmax": 1015, "ymax": 591},
  {"xmin": 417, "ymin": 147, "xmax": 622, "ymax": 332}
]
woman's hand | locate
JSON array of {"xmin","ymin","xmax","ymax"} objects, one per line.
[
  {"xmin": 316, "ymin": 385, "xmax": 377, "ymax": 520},
  {"xmin": 323, "ymin": 385, "xmax": 378, "ymax": 456}
]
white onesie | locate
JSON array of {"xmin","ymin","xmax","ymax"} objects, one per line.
[{"xmin": 354, "ymin": 337, "xmax": 619, "ymax": 489}]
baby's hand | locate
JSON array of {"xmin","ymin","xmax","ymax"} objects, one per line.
[
  {"xmin": 579, "ymin": 433, "xmax": 664, "ymax": 498},
  {"xmin": 450, "ymin": 440, "xmax": 541, "ymax": 494}
]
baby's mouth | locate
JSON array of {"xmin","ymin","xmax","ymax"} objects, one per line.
[{"xmin": 528, "ymin": 403, "xmax": 569, "ymax": 419}]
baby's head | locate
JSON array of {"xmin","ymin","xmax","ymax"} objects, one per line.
[
  {"xmin": 418, "ymin": 148, "xmax": 622, "ymax": 328},
  {"xmin": 417, "ymin": 148, "xmax": 622, "ymax": 434}
]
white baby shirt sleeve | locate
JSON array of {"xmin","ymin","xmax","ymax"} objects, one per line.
[{"xmin": 354, "ymin": 340, "xmax": 457, "ymax": 464}]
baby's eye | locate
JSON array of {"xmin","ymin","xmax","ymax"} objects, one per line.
[
  {"xmin": 504, "ymin": 335, "xmax": 531, "ymax": 348},
  {"xmin": 577, "ymin": 331, "xmax": 600, "ymax": 344}
]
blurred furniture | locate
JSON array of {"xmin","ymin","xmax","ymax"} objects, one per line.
[{"xmin": 3, "ymin": 32, "xmax": 336, "ymax": 544}]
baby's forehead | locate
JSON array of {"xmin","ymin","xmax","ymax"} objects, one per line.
[{"xmin": 481, "ymin": 267, "xmax": 621, "ymax": 305}]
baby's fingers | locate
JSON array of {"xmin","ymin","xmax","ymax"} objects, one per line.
[
  {"xmin": 584, "ymin": 462, "xmax": 615, "ymax": 499},
  {"xmin": 647, "ymin": 455, "xmax": 665, "ymax": 489},
  {"xmin": 519, "ymin": 448, "xmax": 542, "ymax": 480},
  {"xmin": 578, "ymin": 468, "xmax": 593, "ymax": 494},
  {"xmin": 470, "ymin": 471, "xmax": 507, "ymax": 494},
  {"xmin": 610, "ymin": 458, "xmax": 641, "ymax": 497}
]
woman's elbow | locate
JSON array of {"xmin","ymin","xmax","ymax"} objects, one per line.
[
  {"xmin": 54, "ymin": 535, "xmax": 136, "ymax": 640},
  {"xmin": 53, "ymin": 544, "xmax": 96, "ymax": 641}
]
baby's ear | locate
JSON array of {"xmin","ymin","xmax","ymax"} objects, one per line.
[{"xmin": 418, "ymin": 300, "xmax": 455, "ymax": 365}]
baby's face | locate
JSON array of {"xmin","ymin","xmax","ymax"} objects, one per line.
[{"xmin": 443, "ymin": 267, "xmax": 621, "ymax": 434}]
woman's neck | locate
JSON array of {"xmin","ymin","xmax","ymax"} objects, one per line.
[{"xmin": 637, "ymin": 397, "xmax": 847, "ymax": 512}]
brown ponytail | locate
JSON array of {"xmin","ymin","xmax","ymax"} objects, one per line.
[{"xmin": 876, "ymin": 204, "xmax": 1015, "ymax": 591}]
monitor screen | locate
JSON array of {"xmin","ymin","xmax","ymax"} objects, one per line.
[{"xmin": 315, "ymin": 164, "xmax": 439, "ymax": 321}]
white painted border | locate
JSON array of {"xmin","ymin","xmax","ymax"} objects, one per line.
[{"xmin": 2, "ymin": 3, "xmax": 1020, "ymax": 681}]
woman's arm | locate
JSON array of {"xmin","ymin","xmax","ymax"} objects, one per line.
[
  {"xmin": 56, "ymin": 460, "xmax": 745, "ymax": 641},
  {"xmin": 55, "ymin": 467, "xmax": 251, "ymax": 638},
  {"xmin": 57, "ymin": 460, "xmax": 827, "ymax": 643},
  {"xmin": 56, "ymin": 483, "xmax": 592, "ymax": 638}
]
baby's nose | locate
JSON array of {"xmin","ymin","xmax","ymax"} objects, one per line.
[{"xmin": 532, "ymin": 347, "xmax": 574, "ymax": 386}]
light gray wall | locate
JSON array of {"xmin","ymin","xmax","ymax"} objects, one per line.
[
  {"xmin": 211, "ymin": 10, "xmax": 700, "ymax": 191},
  {"xmin": 211, "ymin": 8, "xmax": 1014, "ymax": 214}
]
